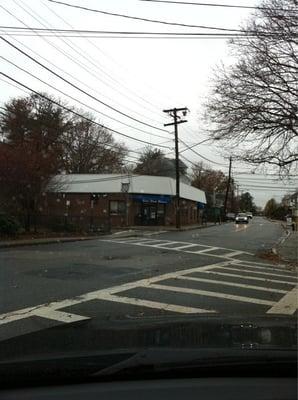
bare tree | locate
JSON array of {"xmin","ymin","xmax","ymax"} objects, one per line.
[{"xmin": 205, "ymin": 0, "xmax": 298, "ymax": 173}]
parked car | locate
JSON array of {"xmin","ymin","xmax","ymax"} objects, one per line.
[
  {"xmin": 246, "ymin": 212, "xmax": 253, "ymax": 219},
  {"xmin": 235, "ymin": 213, "xmax": 249, "ymax": 224}
]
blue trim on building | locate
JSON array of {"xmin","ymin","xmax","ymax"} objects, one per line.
[{"xmin": 132, "ymin": 194, "xmax": 171, "ymax": 204}]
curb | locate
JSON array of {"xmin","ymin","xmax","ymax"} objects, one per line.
[
  {"xmin": 109, "ymin": 223, "xmax": 220, "ymax": 238},
  {"xmin": 0, "ymin": 236, "xmax": 102, "ymax": 249}
]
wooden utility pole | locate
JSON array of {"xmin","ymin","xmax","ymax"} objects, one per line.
[
  {"xmin": 163, "ymin": 107, "xmax": 188, "ymax": 229},
  {"xmin": 224, "ymin": 156, "xmax": 232, "ymax": 215}
]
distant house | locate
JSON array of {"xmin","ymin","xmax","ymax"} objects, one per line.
[{"xmin": 44, "ymin": 174, "xmax": 206, "ymax": 227}]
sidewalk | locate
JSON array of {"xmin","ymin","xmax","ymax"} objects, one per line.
[{"xmin": 275, "ymin": 232, "xmax": 298, "ymax": 265}]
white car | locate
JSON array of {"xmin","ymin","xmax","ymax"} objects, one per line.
[
  {"xmin": 235, "ymin": 213, "xmax": 249, "ymax": 224},
  {"xmin": 246, "ymin": 212, "xmax": 253, "ymax": 219}
]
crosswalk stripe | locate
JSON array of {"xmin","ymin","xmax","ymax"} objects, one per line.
[
  {"xmin": 34, "ymin": 308, "xmax": 90, "ymax": 323},
  {"xmin": 177, "ymin": 276, "xmax": 287, "ymax": 294},
  {"xmin": 205, "ymin": 270, "xmax": 296, "ymax": 285},
  {"xmin": 167, "ymin": 244, "xmax": 199, "ymax": 250},
  {"xmin": 267, "ymin": 287, "xmax": 298, "ymax": 315},
  {"xmin": 148, "ymin": 284, "xmax": 275, "ymax": 306},
  {"xmin": 224, "ymin": 251, "xmax": 243, "ymax": 258},
  {"xmin": 95, "ymin": 293, "xmax": 216, "ymax": 314},
  {"xmin": 233, "ymin": 263, "xmax": 297, "ymax": 277},
  {"xmin": 192, "ymin": 247, "xmax": 219, "ymax": 254},
  {"xmin": 152, "ymin": 241, "xmax": 181, "ymax": 247},
  {"xmin": 218, "ymin": 266, "xmax": 297, "ymax": 280}
]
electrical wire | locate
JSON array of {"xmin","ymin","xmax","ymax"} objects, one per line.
[
  {"xmin": 11, "ymin": 0, "xmax": 167, "ymax": 122},
  {"xmin": 138, "ymin": 0, "xmax": 293, "ymax": 12},
  {"xmin": 42, "ymin": 1, "xmax": 168, "ymax": 116},
  {"xmin": 47, "ymin": 0, "xmax": 254, "ymax": 33},
  {"xmin": 0, "ymin": 26, "xmax": 252, "ymax": 37},
  {"xmin": 179, "ymin": 138, "xmax": 228, "ymax": 166},
  {"xmin": 0, "ymin": 72, "xmax": 173, "ymax": 150},
  {"xmin": 0, "ymin": 55, "xmax": 169, "ymax": 141},
  {"xmin": 0, "ymin": 36, "xmax": 170, "ymax": 134}
]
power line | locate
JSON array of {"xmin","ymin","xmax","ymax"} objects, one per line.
[
  {"xmin": 42, "ymin": 0, "xmax": 167, "ymax": 117},
  {"xmin": 0, "ymin": 72, "xmax": 172, "ymax": 151},
  {"xmin": 0, "ymin": 36, "xmax": 168, "ymax": 134},
  {"xmin": 0, "ymin": 26, "xmax": 251, "ymax": 36},
  {"xmin": 10, "ymin": 0, "xmax": 167, "ymax": 122},
  {"xmin": 179, "ymin": 137, "xmax": 212, "ymax": 153},
  {"xmin": 179, "ymin": 138, "xmax": 228, "ymax": 167},
  {"xmin": 138, "ymin": 0, "xmax": 292, "ymax": 12},
  {"xmin": 47, "ymin": 0, "xmax": 252, "ymax": 33},
  {"xmin": 0, "ymin": 55, "xmax": 169, "ymax": 141},
  {"xmin": 238, "ymin": 183, "xmax": 297, "ymax": 190},
  {"xmin": 0, "ymin": 33, "xmax": 255, "ymax": 40},
  {"xmin": 0, "ymin": 4, "xmax": 167, "ymax": 127}
]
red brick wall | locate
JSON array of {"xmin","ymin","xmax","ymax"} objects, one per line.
[{"xmin": 44, "ymin": 193, "xmax": 199, "ymax": 227}]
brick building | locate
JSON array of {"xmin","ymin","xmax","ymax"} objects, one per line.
[{"xmin": 44, "ymin": 174, "xmax": 206, "ymax": 228}]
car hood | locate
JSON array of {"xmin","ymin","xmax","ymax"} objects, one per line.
[{"xmin": 0, "ymin": 315, "xmax": 296, "ymax": 363}]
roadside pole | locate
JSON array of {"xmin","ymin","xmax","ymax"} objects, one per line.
[{"xmin": 163, "ymin": 107, "xmax": 188, "ymax": 229}]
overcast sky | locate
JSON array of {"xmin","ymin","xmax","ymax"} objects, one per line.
[{"xmin": 0, "ymin": 0, "xmax": 296, "ymax": 207}]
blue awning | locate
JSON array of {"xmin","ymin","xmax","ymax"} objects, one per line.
[{"xmin": 133, "ymin": 194, "xmax": 171, "ymax": 204}]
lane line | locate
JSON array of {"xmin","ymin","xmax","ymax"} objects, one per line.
[
  {"xmin": 267, "ymin": 287, "xmax": 298, "ymax": 315},
  {"xmin": 205, "ymin": 271, "xmax": 296, "ymax": 285},
  {"xmin": 148, "ymin": 284, "xmax": 275, "ymax": 306},
  {"xmin": 95, "ymin": 293, "xmax": 215, "ymax": 314},
  {"xmin": 234, "ymin": 261, "xmax": 297, "ymax": 274},
  {"xmin": 177, "ymin": 276, "xmax": 287, "ymax": 294},
  {"xmin": 217, "ymin": 266, "xmax": 298, "ymax": 280}
]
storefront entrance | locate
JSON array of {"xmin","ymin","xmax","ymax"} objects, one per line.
[{"xmin": 140, "ymin": 202, "xmax": 165, "ymax": 225}]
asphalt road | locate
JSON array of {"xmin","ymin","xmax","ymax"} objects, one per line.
[{"xmin": 0, "ymin": 217, "xmax": 297, "ymax": 350}]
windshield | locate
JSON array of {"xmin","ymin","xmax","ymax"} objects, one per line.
[{"xmin": 0, "ymin": 0, "xmax": 297, "ymax": 388}]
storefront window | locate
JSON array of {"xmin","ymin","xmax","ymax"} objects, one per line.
[{"xmin": 110, "ymin": 200, "xmax": 126, "ymax": 215}]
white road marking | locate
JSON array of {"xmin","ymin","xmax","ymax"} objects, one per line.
[
  {"xmin": 0, "ymin": 255, "xmax": 296, "ymax": 334},
  {"xmin": 152, "ymin": 241, "xmax": 181, "ymax": 247},
  {"xmin": 218, "ymin": 266, "xmax": 297, "ymax": 280},
  {"xmin": 233, "ymin": 263, "xmax": 297, "ymax": 277},
  {"xmin": 173, "ymin": 244, "xmax": 201, "ymax": 250},
  {"xmin": 0, "ymin": 261, "xmax": 228, "ymax": 326},
  {"xmin": 177, "ymin": 276, "xmax": 287, "ymax": 294},
  {"xmin": 267, "ymin": 287, "xmax": 298, "ymax": 315},
  {"xmin": 95, "ymin": 293, "xmax": 214, "ymax": 314},
  {"xmin": 148, "ymin": 284, "xmax": 275, "ymax": 306},
  {"xmin": 224, "ymin": 251, "xmax": 243, "ymax": 258},
  {"xmin": 205, "ymin": 270, "xmax": 296, "ymax": 285},
  {"xmin": 102, "ymin": 238, "xmax": 253, "ymax": 257},
  {"xmin": 34, "ymin": 308, "xmax": 90, "ymax": 323},
  {"xmin": 192, "ymin": 247, "xmax": 219, "ymax": 254}
]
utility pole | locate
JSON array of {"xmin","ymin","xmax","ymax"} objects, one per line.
[
  {"xmin": 224, "ymin": 156, "xmax": 232, "ymax": 215},
  {"xmin": 163, "ymin": 107, "xmax": 189, "ymax": 229}
]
